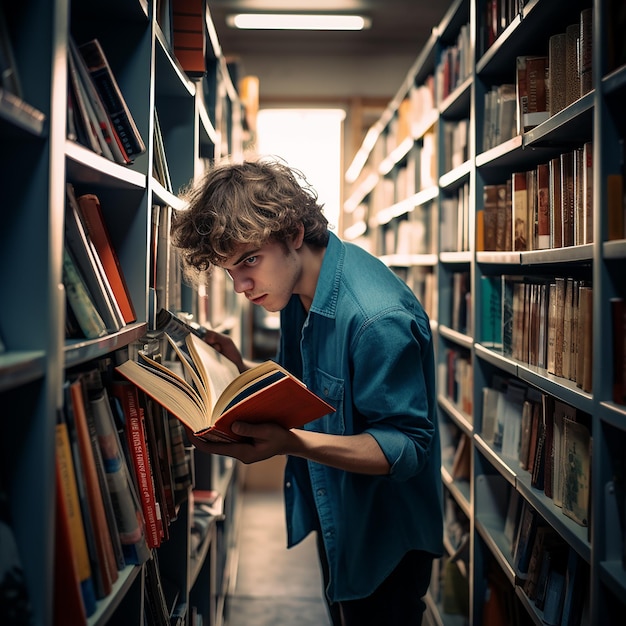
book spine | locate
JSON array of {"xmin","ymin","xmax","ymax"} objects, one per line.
[
  {"xmin": 112, "ymin": 382, "xmax": 163, "ymax": 548},
  {"xmin": 55, "ymin": 420, "xmax": 97, "ymax": 617},
  {"xmin": 68, "ymin": 378, "xmax": 119, "ymax": 596},
  {"xmin": 62, "ymin": 247, "xmax": 108, "ymax": 339},
  {"xmin": 76, "ymin": 193, "xmax": 136, "ymax": 324},
  {"xmin": 79, "ymin": 40, "xmax": 146, "ymax": 157}
]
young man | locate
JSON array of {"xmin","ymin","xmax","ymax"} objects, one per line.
[{"xmin": 172, "ymin": 158, "xmax": 443, "ymax": 626}]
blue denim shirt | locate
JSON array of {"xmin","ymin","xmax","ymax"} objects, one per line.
[{"xmin": 278, "ymin": 232, "xmax": 444, "ymax": 602}]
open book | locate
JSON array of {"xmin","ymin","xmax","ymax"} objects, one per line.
[{"xmin": 115, "ymin": 332, "xmax": 334, "ymax": 442}]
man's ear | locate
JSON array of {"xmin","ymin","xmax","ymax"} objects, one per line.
[{"xmin": 293, "ymin": 223, "xmax": 305, "ymax": 249}]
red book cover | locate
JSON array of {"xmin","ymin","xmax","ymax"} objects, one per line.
[{"xmin": 112, "ymin": 381, "xmax": 163, "ymax": 548}]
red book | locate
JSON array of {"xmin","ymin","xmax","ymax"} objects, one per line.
[
  {"xmin": 76, "ymin": 193, "xmax": 136, "ymax": 323},
  {"xmin": 112, "ymin": 381, "xmax": 163, "ymax": 548}
]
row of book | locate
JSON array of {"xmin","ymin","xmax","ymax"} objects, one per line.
[
  {"xmin": 442, "ymin": 118, "xmax": 470, "ymax": 174},
  {"xmin": 480, "ymin": 274, "xmax": 593, "ymax": 393},
  {"xmin": 482, "ymin": 8, "xmax": 592, "ymax": 151},
  {"xmin": 67, "ymin": 35, "xmax": 145, "ymax": 165},
  {"xmin": 482, "ymin": 377, "xmax": 592, "ymax": 529},
  {"xmin": 440, "ymin": 181, "xmax": 470, "ymax": 253},
  {"xmin": 54, "ymin": 353, "xmax": 195, "ymax": 624},
  {"xmin": 505, "ymin": 490, "xmax": 589, "ymax": 626},
  {"xmin": 434, "ymin": 22, "xmax": 472, "ymax": 106},
  {"xmin": 438, "ymin": 346, "xmax": 473, "ymax": 418},
  {"xmin": 63, "ymin": 185, "xmax": 137, "ymax": 340},
  {"xmin": 479, "ymin": 145, "xmax": 594, "ymax": 253},
  {"xmin": 481, "ymin": 8, "xmax": 592, "ymax": 152},
  {"xmin": 481, "ymin": 0, "xmax": 525, "ymax": 54}
]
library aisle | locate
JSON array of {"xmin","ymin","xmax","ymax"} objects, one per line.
[{"xmin": 225, "ymin": 488, "xmax": 330, "ymax": 626}]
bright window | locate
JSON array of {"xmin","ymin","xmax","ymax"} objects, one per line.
[{"xmin": 256, "ymin": 108, "xmax": 345, "ymax": 230}]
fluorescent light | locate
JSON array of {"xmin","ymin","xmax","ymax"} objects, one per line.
[{"xmin": 227, "ymin": 14, "xmax": 371, "ymax": 31}]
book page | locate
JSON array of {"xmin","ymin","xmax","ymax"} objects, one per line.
[
  {"xmin": 166, "ymin": 334, "xmax": 211, "ymax": 411},
  {"xmin": 185, "ymin": 333, "xmax": 240, "ymax": 416}
]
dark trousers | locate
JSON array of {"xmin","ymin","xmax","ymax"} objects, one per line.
[{"xmin": 316, "ymin": 533, "xmax": 434, "ymax": 626}]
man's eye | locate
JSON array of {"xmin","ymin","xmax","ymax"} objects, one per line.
[{"xmin": 245, "ymin": 256, "xmax": 258, "ymax": 265}]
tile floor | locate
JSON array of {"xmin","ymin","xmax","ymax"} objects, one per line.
[{"xmin": 224, "ymin": 489, "xmax": 331, "ymax": 626}]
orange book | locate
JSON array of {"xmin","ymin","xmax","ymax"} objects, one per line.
[
  {"xmin": 76, "ymin": 193, "xmax": 136, "ymax": 323},
  {"xmin": 68, "ymin": 378, "xmax": 119, "ymax": 596}
]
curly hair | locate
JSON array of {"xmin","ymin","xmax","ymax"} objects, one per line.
[{"xmin": 171, "ymin": 158, "xmax": 330, "ymax": 279}]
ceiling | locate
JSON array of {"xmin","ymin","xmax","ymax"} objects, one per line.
[{"xmin": 207, "ymin": 0, "xmax": 450, "ymax": 58}]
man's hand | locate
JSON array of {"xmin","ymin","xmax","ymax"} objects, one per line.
[
  {"xmin": 185, "ymin": 421, "xmax": 295, "ymax": 464},
  {"xmin": 202, "ymin": 329, "xmax": 246, "ymax": 372}
]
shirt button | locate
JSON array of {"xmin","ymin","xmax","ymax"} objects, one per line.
[
  {"xmin": 285, "ymin": 482, "xmax": 292, "ymax": 488},
  {"xmin": 324, "ymin": 388, "xmax": 329, "ymax": 395},
  {"xmin": 316, "ymin": 488, "xmax": 326, "ymax": 497}
]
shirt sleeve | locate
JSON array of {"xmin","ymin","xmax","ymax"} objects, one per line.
[{"xmin": 350, "ymin": 308, "xmax": 436, "ymax": 481}]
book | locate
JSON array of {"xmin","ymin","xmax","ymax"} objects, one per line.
[
  {"xmin": 62, "ymin": 246, "xmax": 108, "ymax": 340},
  {"xmin": 78, "ymin": 39, "xmax": 146, "ymax": 159},
  {"xmin": 578, "ymin": 285, "xmax": 593, "ymax": 393},
  {"xmin": 564, "ymin": 23, "xmax": 580, "ymax": 108},
  {"xmin": 549, "ymin": 157, "xmax": 563, "ymax": 248},
  {"xmin": 554, "ymin": 277, "xmax": 566, "ymax": 378},
  {"xmin": 67, "ymin": 38, "xmax": 109, "ymax": 158},
  {"xmin": 483, "ymin": 184, "xmax": 498, "ymax": 251},
  {"xmin": 548, "ymin": 33, "xmax": 567, "ymax": 116},
  {"xmin": 513, "ymin": 499, "xmax": 539, "ymax": 576},
  {"xmin": 560, "ymin": 151, "xmax": 575, "ymax": 248},
  {"xmin": 66, "ymin": 377, "xmax": 120, "ymax": 596},
  {"xmin": 500, "ymin": 380, "xmax": 526, "ymax": 461},
  {"xmin": 536, "ymin": 162, "xmax": 550, "ymax": 249},
  {"xmin": 55, "ymin": 414, "xmax": 97, "ymax": 617},
  {"xmin": 481, "ymin": 385, "xmax": 501, "ymax": 444},
  {"xmin": 65, "ymin": 184, "xmax": 125, "ymax": 333},
  {"xmin": 495, "ymin": 182, "xmax": 508, "ymax": 252},
  {"xmin": 76, "ymin": 193, "xmax": 136, "ymax": 324},
  {"xmin": 543, "ymin": 566, "xmax": 567, "ymax": 625},
  {"xmin": 512, "ymin": 171, "xmax": 529, "ymax": 251},
  {"xmin": 111, "ymin": 381, "xmax": 164, "ymax": 549},
  {"xmin": 451, "ymin": 433, "xmax": 471, "ymax": 482},
  {"xmin": 480, "ymin": 274, "xmax": 502, "ymax": 348},
  {"xmin": 68, "ymin": 37, "xmax": 126, "ymax": 163},
  {"xmin": 560, "ymin": 546, "xmax": 588, "ymax": 626},
  {"xmin": 552, "ymin": 400, "xmax": 578, "ymax": 508},
  {"xmin": 561, "ymin": 417, "xmax": 591, "ymax": 527},
  {"xmin": 172, "ymin": 0, "xmax": 206, "ymax": 75},
  {"xmin": 516, "ymin": 55, "xmax": 549, "ymax": 134},
  {"xmin": 53, "ymin": 458, "xmax": 87, "ymax": 626},
  {"xmin": 522, "ymin": 525, "xmax": 560, "ymax": 601},
  {"xmin": 87, "ymin": 373, "xmax": 152, "ymax": 565},
  {"xmin": 116, "ymin": 331, "xmax": 335, "ymax": 443},
  {"xmin": 582, "ymin": 142, "xmax": 593, "ymax": 244}
]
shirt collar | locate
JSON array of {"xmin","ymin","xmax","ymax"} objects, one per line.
[{"xmin": 308, "ymin": 231, "xmax": 344, "ymax": 319}]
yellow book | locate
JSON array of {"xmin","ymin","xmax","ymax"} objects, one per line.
[{"xmin": 55, "ymin": 420, "xmax": 97, "ymax": 616}]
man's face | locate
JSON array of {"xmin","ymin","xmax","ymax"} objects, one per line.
[{"xmin": 220, "ymin": 238, "xmax": 302, "ymax": 313}]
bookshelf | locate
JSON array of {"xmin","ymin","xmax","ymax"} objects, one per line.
[
  {"xmin": 0, "ymin": 1, "xmax": 247, "ymax": 625},
  {"xmin": 343, "ymin": 0, "xmax": 626, "ymax": 624}
]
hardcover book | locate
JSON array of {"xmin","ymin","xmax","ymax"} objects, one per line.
[
  {"xmin": 116, "ymin": 331, "xmax": 335, "ymax": 443},
  {"xmin": 78, "ymin": 39, "xmax": 146, "ymax": 159}
]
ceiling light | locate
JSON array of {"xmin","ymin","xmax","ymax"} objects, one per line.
[{"xmin": 226, "ymin": 14, "xmax": 371, "ymax": 31}]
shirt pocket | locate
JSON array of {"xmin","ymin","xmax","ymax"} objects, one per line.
[{"xmin": 310, "ymin": 368, "xmax": 345, "ymax": 435}]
